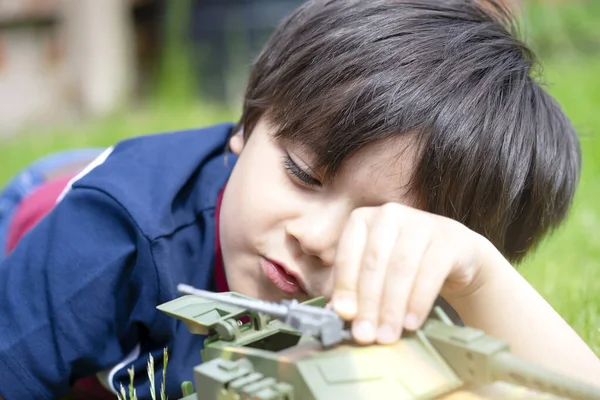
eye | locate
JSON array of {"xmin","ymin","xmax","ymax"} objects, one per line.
[{"xmin": 283, "ymin": 156, "xmax": 322, "ymax": 187}]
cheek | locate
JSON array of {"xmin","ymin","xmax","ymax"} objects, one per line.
[{"xmin": 222, "ymin": 153, "xmax": 297, "ymax": 240}]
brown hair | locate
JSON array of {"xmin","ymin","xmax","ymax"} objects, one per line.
[{"xmin": 236, "ymin": 0, "xmax": 581, "ymax": 263}]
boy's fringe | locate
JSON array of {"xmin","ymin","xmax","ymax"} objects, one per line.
[{"xmin": 116, "ymin": 347, "xmax": 170, "ymax": 400}]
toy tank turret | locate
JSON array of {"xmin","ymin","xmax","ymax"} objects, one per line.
[{"xmin": 157, "ymin": 284, "xmax": 600, "ymax": 400}]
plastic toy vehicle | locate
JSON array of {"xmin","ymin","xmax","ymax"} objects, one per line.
[{"xmin": 157, "ymin": 284, "xmax": 600, "ymax": 400}]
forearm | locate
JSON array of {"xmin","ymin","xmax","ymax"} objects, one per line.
[{"xmin": 449, "ymin": 253, "xmax": 600, "ymax": 387}]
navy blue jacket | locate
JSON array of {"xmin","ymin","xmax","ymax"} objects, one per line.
[{"xmin": 0, "ymin": 123, "xmax": 237, "ymax": 399}]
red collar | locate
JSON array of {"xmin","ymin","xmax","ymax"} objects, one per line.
[{"xmin": 214, "ymin": 187, "xmax": 229, "ymax": 292}]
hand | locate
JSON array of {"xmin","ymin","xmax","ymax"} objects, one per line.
[{"xmin": 331, "ymin": 202, "xmax": 497, "ymax": 345}]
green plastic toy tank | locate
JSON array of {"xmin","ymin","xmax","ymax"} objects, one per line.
[{"xmin": 158, "ymin": 291, "xmax": 600, "ymax": 400}]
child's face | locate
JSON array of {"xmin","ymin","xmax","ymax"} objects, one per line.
[{"xmin": 219, "ymin": 118, "xmax": 420, "ymax": 302}]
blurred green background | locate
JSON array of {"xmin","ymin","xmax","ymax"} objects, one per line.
[{"xmin": 0, "ymin": 1, "xmax": 599, "ymax": 355}]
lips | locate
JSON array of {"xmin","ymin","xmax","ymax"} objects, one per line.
[{"xmin": 261, "ymin": 258, "xmax": 306, "ymax": 296}]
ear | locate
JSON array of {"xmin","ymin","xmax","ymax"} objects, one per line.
[{"xmin": 229, "ymin": 130, "xmax": 245, "ymax": 155}]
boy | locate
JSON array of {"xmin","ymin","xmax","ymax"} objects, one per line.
[{"xmin": 1, "ymin": 0, "xmax": 599, "ymax": 399}]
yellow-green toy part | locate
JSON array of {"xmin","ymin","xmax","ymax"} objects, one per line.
[
  {"xmin": 190, "ymin": 337, "xmax": 461, "ymax": 400},
  {"xmin": 157, "ymin": 293, "xmax": 305, "ymax": 348},
  {"xmin": 157, "ymin": 293, "xmax": 264, "ymax": 336},
  {"xmin": 158, "ymin": 291, "xmax": 600, "ymax": 400}
]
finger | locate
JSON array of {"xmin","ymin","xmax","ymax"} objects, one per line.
[
  {"xmin": 352, "ymin": 210, "xmax": 400, "ymax": 344},
  {"xmin": 376, "ymin": 233, "xmax": 429, "ymax": 344},
  {"xmin": 332, "ymin": 209, "xmax": 370, "ymax": 320},
  {"xmin": 404, "ymin": 243, "xmax": 456, "ymax": 331}
]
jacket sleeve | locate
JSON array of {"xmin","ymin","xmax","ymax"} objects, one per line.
[{"xmin": 0, "ymin": 186, "xmax": 158, "ymax": 399}]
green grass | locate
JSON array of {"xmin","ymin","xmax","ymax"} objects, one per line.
[
  {"xmin": 518, "ymin": 54, "xmax": 600, "ymax": 356},
  {"xmin": 116, "ymin": 348, "xmax": 169, "ymax": 400},
  {"xmin": 0, "ymin": 102, "xmax": 237, "ymax": 182},
  {"xmin": 521, "ymin": 0, "xmax": 600, "ymax": 59}
]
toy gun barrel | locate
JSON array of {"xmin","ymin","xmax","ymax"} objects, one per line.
[
  {"xmin": 490, "ymin": 352, "xmax": 600, "ymax": 400},
  {"xmin": 423, "ymin": 319, "xmax": 600, "ymax": 400},
  {"xmin": 177, "ymin": 284, "xmax": 289, "ymax": 319}
]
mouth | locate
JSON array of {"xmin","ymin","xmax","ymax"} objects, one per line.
[{"xmin": 261, "ymin": 258, "xmax": 308, "ymax": 296}]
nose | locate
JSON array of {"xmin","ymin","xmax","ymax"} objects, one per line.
[{"xmin": 285, "ymin": 208, "xmax": 346, "ymax": 267}]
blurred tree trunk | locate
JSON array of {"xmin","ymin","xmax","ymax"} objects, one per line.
[{"xmin": 62, "ymin": 0, "xmax": 134, "ymax": 116}]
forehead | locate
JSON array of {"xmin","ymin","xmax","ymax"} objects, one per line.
[{"xmin": 333, "ymin": 135, "xmax": 421, "ymax": 207}]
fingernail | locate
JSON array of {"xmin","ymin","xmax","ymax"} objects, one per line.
[
  {"xmin": 376, "ymin": 324, "xmax": 397, "ymax": 344},
  {"xmin": 404, "ymin": 313, "xmax": 419, "ymax": 331},
  {"xmin": 333, "ymin": 297, "xmax": 357, "ymax": 318},
  {"xmin": 353, "ymin": 320, "xmax": 375, "ymax": 342}
]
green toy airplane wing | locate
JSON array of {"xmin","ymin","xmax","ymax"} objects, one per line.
[{"xmin": 156, "ymin": 293, "xmax": 255, "ymax": 335}]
